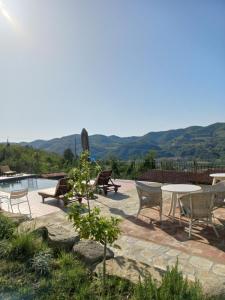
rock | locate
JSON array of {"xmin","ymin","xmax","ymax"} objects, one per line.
[
  {"xmin": 94, "ymin": 256, "xmax": 162, "ymax": 284},
  {"xmin": 0, "ymin": 210, "xmax": 29, "ymax": 225},
  {"xmin": 72, "ymin": 240, "xmax": 114, "ymax": 266},
  {"xmin": 47, "ymin": 224, "xmax": 79, "ymax": 251},
  {"xmin": 18, "ymin": 211, "xmax": 80, "ymax": 251}
]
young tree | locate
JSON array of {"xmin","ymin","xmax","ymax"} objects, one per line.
[
  {"xmin": 68, "ymin": 203, "xmax": 121, "ymax": 287},
  {"xmin": 67, "ymin": 151, "xmax": 101, "ymax": 213},
  {"xmin": 138, "ymin": 150, "xmax": 156, "ymax": 174},
  {"xmin": 110, "ymin": 157, "xmax": 120, "ymax": 178},
  {"xmin": 63, "ymin": 148, "xmax": 74, "ymax": 163},
  {"xmin": 126, "ymin": 160, "xmax": 137, "ymax": 179}
]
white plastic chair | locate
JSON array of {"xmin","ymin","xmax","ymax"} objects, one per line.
[{"xmin": 0, "ymin": 188, "xmax": 32, "ymax": 218}]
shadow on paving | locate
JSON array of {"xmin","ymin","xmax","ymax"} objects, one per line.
[
  {"xmin": 100, "ymin": 192, "xmax": 130, "ymax": 201},
  {"xmin": 111, "ymin": 206, "xmax": 225, "ymax": 260}
]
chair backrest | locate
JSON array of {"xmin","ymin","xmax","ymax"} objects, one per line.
[
  {"xmin": 95, "ymin": 170, "xmax": 112, "ymax": 186},
  {"xmin": 180, "ymin": 192, "xmax": 214, "ymax": 219},
  {"xmin": 55, "ymin": 178, "xmax": 69, "ymax": 196},
  {"xmin": 135, "ymin": 181, "xmax": 162, "ymax": 206},
  {"xmin": 10, "ymin": 188, "xmax": 28, "ymax": 199},
  {"xmin": 0, "ymin": 165, "xmax": 10, "ymax": 173},
  {"xmin": 211, "ymin": 180, "xmax": 225, "ymax": 193}
]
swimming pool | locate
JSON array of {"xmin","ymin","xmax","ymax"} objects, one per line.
[{"xmin": 0, "ymin": 178, "xmax": 57, "ymax": 193}]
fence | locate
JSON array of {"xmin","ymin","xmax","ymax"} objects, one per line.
[
  {"xmin": 138, "ymin": 162, "xmax": 225, "ymax": 185},
  {"xmin": 155, "ymin": 160, "xmax": 225, "ymax": 173}
]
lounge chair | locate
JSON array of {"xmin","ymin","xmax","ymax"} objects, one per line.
[
  {"xmin": 38, "ymin": 178, "xmax": 70, "ymax": 203},
  {"xmin": 180, "ymin": 191, "xmax": 219, "ymax": 238},
  {"xmin": 91, "ymin": 170, "xmax": 121, "ymax": 195},
  {"xmin": 0, "ymin": 165, "xmax": 16, "ymax": 176},
  {"xmin": 135, "ymin": 181, "xmax": 163, "ymax": 222}
]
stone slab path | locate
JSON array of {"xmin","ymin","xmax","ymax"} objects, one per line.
[
  {"xmin": 112, "ymin": 235, "xmax": 225, "ymax": 295},
  {"xmin": 1, "ymin": 179, "xmax": 225, "ymax": 295}
]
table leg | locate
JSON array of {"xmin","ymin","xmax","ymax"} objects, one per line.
[
  {"xmin": 172, "ymin": 193, "xmax": 177, "ymax": 220},
  {"xmin": 168, "ymin": 192, "xmax": 177, "ymax": 221},
  {"xmin": 168, "ymin": 192, "xmax": 173, "ymax": 216},
  {"xmin": 212, "ymin": 178, "xmax": 216, "ymax": 185}
]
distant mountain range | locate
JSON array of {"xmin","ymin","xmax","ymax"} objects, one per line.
[{"xmin": 21, "ymin": 123, "xmax": 225, "ymax": 161}]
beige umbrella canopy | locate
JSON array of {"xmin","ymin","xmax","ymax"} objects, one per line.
[{"xmin": 81, "ymin": 128, "xmax": 90, "ymax": 152}]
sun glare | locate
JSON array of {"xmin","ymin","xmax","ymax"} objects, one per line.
[
  {"xmin": 0, "ymin": 1, "xmax": 20, "ymax": 32},
  {"xmin": 1, "ymin": 7, "xmax": 13, "ymax": 24}
]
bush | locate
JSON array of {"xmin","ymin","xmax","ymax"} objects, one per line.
[
  {"xmin": 0, "ymin": 214, "xmax": 16, "ymax": 240},
  {"xmin": 133, "ymin": 263, "xmax": 205, "ymax": 300},
  {"xmin": 0, "ymin": 239, "xmax": 12, "ymax": 259},
  {"xmin": 30, "ymin": 250, "xmax": 53, "ymax": 276},
  {"xmin": 158, "ymin": 263, "xmax": 204, "ymax": 299},
  {"xmin": 9, "ymin": 232, "xmax": 47, "ymax": 261}
]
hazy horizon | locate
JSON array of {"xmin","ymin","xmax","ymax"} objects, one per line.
[
  {"xmin": 1, "ymin": 0, "xmax": 224, "ymax": 142},
  {"xmin": 1, "ymin": 121, "xmax": 223, "ymax": 143}
]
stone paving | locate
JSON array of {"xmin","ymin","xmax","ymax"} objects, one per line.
[
  {"xmin": 1, "ymin": 179, "xmax": 225, "ymax": 295},
  {"xmin": 111, "ymin": 235, "xmax": 225, "ymax": 294}
]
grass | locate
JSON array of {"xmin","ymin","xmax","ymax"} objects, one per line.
[
  {"xmin": 0, "ymin": 214, "xmax": 16, "ymax": 240},
  {"xmin": 0, "ymin": 215, "xmax": 224, "ymax": 299}
]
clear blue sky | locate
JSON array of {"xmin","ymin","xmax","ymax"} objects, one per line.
[{"xmin": 0, "ymin": 0, "xmax": 224, "ymax": 142}]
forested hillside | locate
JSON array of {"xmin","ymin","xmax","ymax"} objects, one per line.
[{"xmin": 21, "ymin": 123, "xmax": 225, "ymax": 161}]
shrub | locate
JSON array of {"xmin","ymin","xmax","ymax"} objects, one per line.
[
  {"xmin": 0, "ymin": 239, "xmax": 11, "ymax": 259},
  {"xmin": 133, "ymin": 262, "xmax": 205, "ymax": 300},
  {"xmin": 9, "ymin": 232, "xmax": 47, "ymax": 261},
  {"xmin": 0, "ymin": 214, "xmax": 16, "ymax": 240},
  {"xmin": 159, "ymin": 263, "xmax": 204, "ymax": 299},
  {"xmin": 30, "ymin": 250, "xmax": 53, "ymax": 276},
  {"xmin": 132, "ymin": 276, "xmax": 158, "ymax": 300},
  {"xmin": 35, "ymin": 252, "xmax": 91, "ymax": 299}
]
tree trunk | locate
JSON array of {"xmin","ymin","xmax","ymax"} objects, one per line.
[
  {"xmin": 85, "ymin": 181, "xmax": 91, "ymax": 215},
  {"xmin": 103, "ymin": 240, "xmax": 107, "ymax": 289}
]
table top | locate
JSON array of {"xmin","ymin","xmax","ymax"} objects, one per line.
[
  {"xmin": 210, "ymin": 173, "xmax": 225, "ymax": 178},
  {"xmin": 161, "ymin": 184, "xmax": 202, "ymax": 193},
  {"xmin": 137, "ymin": 181, "xmax": 162, "ymax": 188}
]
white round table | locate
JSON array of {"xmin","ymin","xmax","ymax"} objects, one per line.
[
  {"xmin": 210, "ymin": 173, "xmax": 225, "ymax": 185},
  {"xmin": 161, "ymin": 184, "xmax": 202, "ymax": 220}
]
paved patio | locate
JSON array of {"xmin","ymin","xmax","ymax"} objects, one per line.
[{"xmin": 1, "ymin": 179, "xmax": 225, "ymax": 294}]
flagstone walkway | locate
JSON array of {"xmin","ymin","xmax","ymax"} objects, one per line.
[{"xmin": 1, "ymin": 179, "xmax": 225, "ymax": 295}]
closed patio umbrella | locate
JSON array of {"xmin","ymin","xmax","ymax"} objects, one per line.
[{"xmin": 81, "ymin": 128, "xmax": 90, "ymax": 152}]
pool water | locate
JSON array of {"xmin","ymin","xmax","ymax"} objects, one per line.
[{"xmin": 0, "ymin": 178, "xmax": 57, "ymax": 193}]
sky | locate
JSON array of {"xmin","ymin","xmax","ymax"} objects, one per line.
[{"xmin": 0, "ymin": 0, "xmax": 224, "ymax": 142}]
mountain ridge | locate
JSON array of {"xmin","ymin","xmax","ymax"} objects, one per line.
[{"xmin": 20, "ymin": 122, "xmax": 225, "ymax": 161}]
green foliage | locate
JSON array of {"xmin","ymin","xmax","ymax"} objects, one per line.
[
  {"xmin": 0, "ymin": 214, "xmax": 16, "ymax": 240},
  {"xmin": 8, "ymin": 232, "xmax": 47, "ymax": 261},
  {"xmin": 30, "ymin": 250, "xmax": 53, "ymax": 276},
  {"xmin": 67, "ymin": 151, "xmax": 101, "ymax": 210},
  {"xmin": 0, "ymin": 144, "xmax": 64, "ymax": 174},
  {"xmin": 133, "ymin": 263, "xmax": 205, "ymax": 300},
  {"xmin": 158, "ymin": 263, "xmax": 204, "ymax": 300},
  {"xmin": 0, "ymin": 239, "xmax": 12, "ymax": 259},
  {"xmin": 69, "ymin": 202, "xmax": 121, "ymax": 286},
  {"xmin": 24, "ymin": 123, "xmax": 225, "ymax": 162},
  {"xmin": 0, "ymin": 242, "xmax": 221, "ymax": 300},
  {"xmin": 138, "ymin": 150, "xmax": 156, "ymax": 173},
  {"xmin": 110, "ymin": 157, "xmax": 121, "ymax": 178},
  {"xmin": 69, "ymin": 203, "xmax": 121, "ymax": 245},
  {"xmin": 132, "ymin": 276, "xmax": 158, "ymax": 299},
  {"xmin": 160, "ymin": 159, "xmax": 176, "ymax": 170},
  {"xmin": 63, "ymin": 148, "xmax": 74, "ymax": 163}
]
